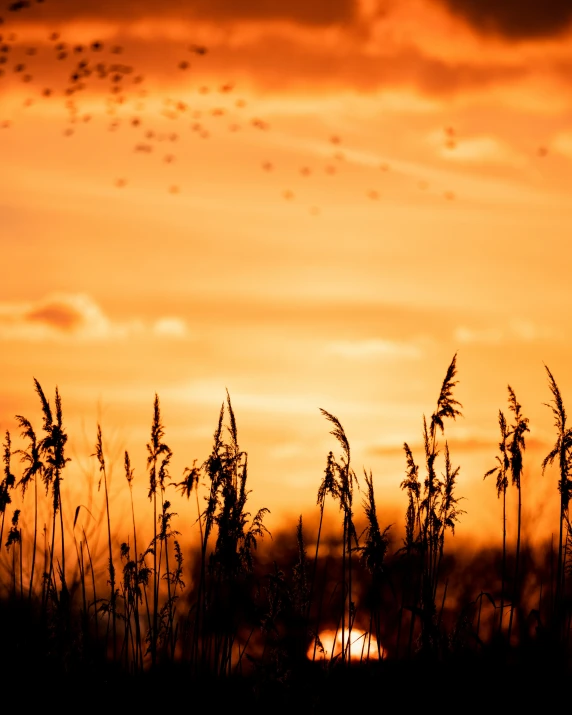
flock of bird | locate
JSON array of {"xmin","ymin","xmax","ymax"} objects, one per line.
[{"xmin": 0, "ymin": 1, "xmax": 551, "ymax": 213}]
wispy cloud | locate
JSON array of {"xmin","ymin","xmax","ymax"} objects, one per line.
[
  {"xmin": 454, "ymin": 326, "xmax": 504, "ymax": 345},
  {"xmin": 326, "ymin": 338, "xmax": 422, "ymax": 359},
  {"xmin": 0, "ymin": 293, "xmax": 189, "ymax": 342},
  {"xmin": 455, "ymin": 321, "xmax": 558, "ymax": 345},
  {"xmin": 368, "ymin": 433, "xmax": 549, "ymax": 458},
  {"xmin": 551, "ymin": 132, "xmax": 572, "ymax": 159},
  {"xmin": 428, "ymin": 131, "xmax": 526, "ymax": 166},
  {"xmin": 152, "ymin": 317, "xmax": 188, "ymax": 338}
]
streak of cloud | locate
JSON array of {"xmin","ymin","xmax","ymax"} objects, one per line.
[
  {"xmin": 454, "ymin": 322, "xmax": 559, "ymax": 345},
  {"xmin": 326, "ymin": 338, "xmax": 422, "ymax": 360},
  {"xmin": 0, "ymin": 293, "xmax": 189, "ymax": 342},
  {"xmin": 369, "ymin": 434, "xmax": 549, "ymax": 457},
  {"xmin": 1, "ymin": 0, "xmax": 357, "ymax": 26},
  {"xmin": 428, "ymin": 132, "xmax": 526, "ymax": 166},
  {"xmin": 3, "ymin": 0, "xmax": 570, "ymax": 102}
]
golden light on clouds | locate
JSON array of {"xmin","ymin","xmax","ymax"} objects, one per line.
[{"xmin": 1, "ymin": 0, "xmax": 572, "ymax": 538}]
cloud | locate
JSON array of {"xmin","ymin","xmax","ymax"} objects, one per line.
[
  {"xmin": 189, "ymin": 0, "xmax": 357, "ymax": 26},
  {"xmin": 454, "ymin": 327, "xmax": 504, "ymax": 345},
  {"xmin": 369, "ymin": 436, "xmax": 497, "ymax": 457},
  {"xmin": 153, "ymin": 317, "xmax": 188, "ymax": 338},
  {"xmin": 4, "ymin": 0, "xmax": 572, "ymax": 118},
  {"xmin": 26, "ymin": 301, "xmax": 86, "ymax": 332},
  {"xmin": 455, "ymin": 321, "xmax": 558, "ymax": 345},
  {"xmin": 2, "ymin": 0, "xmax": 561, "ymax": 101},
  {"xmin": 11, "ymin": 0, "xmax": 570, "ymax": 39},
  {"xmin": 326, "ymin": 339, "xmax": 422, "ymax": 359},
  {"xmin": 428, "ymin": 132, "xmax": 525, "ymax": 166},
  {"xmin": 164, "ymin": 382, "xmax": 324, "ymax": 415},
  {"xmin": 2, "ymin": 0, "xmax": 356, "ymax": 26},
  {"xmin": 551, "ymin": 132, "xmax": 572, "ymax": 159},
  {"xmin": 435, "ymin": 0, "xmax": 572, "ymax": 39},
  {"xmin": 369, "ymin": 434, "xmax": 549, "ymax": 457},
  {"xmin": 0, "ymin": 293, "xmax": 188, "ymax": 341},
  {"xmin": 0, "ymin": 293, "xmax": 119, "ymax": 340}
]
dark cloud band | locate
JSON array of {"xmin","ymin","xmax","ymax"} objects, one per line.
[
  {"xmin": 3, "ymin": 0, "xmax": 357, "ymax": 26},
  {"xmin": 437, "ymin": 0, "xmax": 572, "ymax": 39}
]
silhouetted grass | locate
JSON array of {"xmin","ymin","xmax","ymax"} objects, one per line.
[{"xmin": 2, "ymin": 359, "xmax": 572, "ymax": 708}]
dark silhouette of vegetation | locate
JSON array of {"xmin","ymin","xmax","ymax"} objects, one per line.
[
  {"xmin": 2, "ymin": 360, "xmax": 572, "ymax": 708},
  {"xmin": 484, "ymin": 409, "xmax": 510, "ymax": 634}
]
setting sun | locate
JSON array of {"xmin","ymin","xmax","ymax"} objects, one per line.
[{"xmin": 307, "ymin": 628, "xmax": 385, "ymax": 662}]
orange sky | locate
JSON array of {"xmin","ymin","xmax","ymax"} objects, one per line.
[{"xmin": 1, "ymin": 0, "xmax": 572, "ymax": 546}]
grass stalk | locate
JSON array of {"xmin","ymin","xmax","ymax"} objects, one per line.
[{"xmin": 93, "ymin": 424, "xmax": 117, "ymax": 660}]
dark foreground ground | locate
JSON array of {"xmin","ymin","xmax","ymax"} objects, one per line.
[{"xmin": 3, "ymin": 644, "xmax": 570, "ymax": 712}]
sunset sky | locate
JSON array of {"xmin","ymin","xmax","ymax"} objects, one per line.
[{"xmin": 1, "ymin": 0, "xmax": 572, "ymax": 544}]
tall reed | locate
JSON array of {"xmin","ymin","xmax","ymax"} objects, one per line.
[
  {"xmin": 320, "ymin": 409, "xmax": 358, "ymax": 665},
  {"xmin": 542, "ymin": 366, "xmax": 572, "ymax": 638},
  {"xmin": 484, "ymin": 410, "xmax": 510, "ymax": 634},
  {"xmin": 146, "ymin": 394, "xmax": 172, "ymax": 666},
  {"xmin": 124, "ymin": 450, "xmax": 143, "ymax": 669},
  {"xmin": 506, "ymin": 386, "xmax": 528, "ymax": 643},
  {"xmin": 401, "ymin": 354, "xmax": 462, "ymax": 655},
  {"xmin": 14, "ymin": 416, "xmax": 43, "ymax": 599},
  {"xmin": 359, "ymin": 470, "xmax": 391, "ymax": 659},
  {"xmin": 93, "ymin": 424, "xmax": 117, "ymax": 659},
  {"xmin": 32, "ymin": 380, "xmax": 69, "ymax": 609},
  {"xmin": 0, "ymin": 431, "xmax": 16, "ymax": 565},
  {"xmin": 310, "ymin": 451, "xmax": 337, "ymax": 661}
]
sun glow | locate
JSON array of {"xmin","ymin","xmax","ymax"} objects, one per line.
[{"xmin": 307, "ymin": 629, "xmax": 385, "ymax": 662}]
